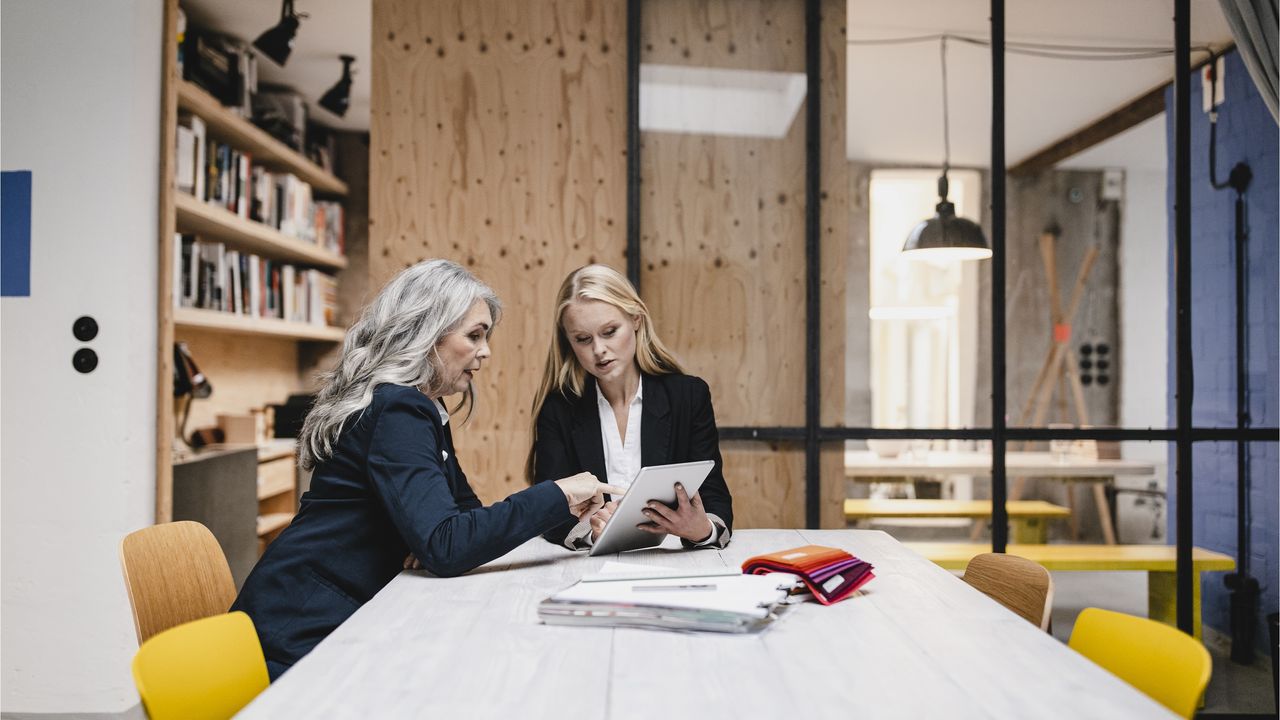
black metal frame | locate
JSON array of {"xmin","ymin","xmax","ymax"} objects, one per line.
[{"xmin": 625, "ymin": 0, "xmax": 1279, "ymax": 637}]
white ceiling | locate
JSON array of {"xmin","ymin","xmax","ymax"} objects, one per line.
[
  {"xmin": 846, "ymin": 0, "xmax": 1233, "ymax": 168},
  {"xmin": 1058, "ymin": 112, "xmax": 1168, "ymax": 172},
  {"xmin": 182, "ymin": 0, "xmax": 371, "ymax": 132}
]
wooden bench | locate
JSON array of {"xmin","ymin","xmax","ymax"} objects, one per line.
[
  {"xmin": 844, "ymin": 499, "xmax": 1070, "ymax": 543},
  {"xmin": 905, "ymin": 542, "xmax": 1236, "ymax": 639}
]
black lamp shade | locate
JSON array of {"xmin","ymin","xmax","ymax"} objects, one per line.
[
  {"xmin": 254, "ymin": 15, "xmax": 300, "ymax": 66},
  {"xmin": 319, "ymin": 55, "xmax": 355, "ymax": 117},
  {"xmin": 903, "ymin": 200, "xmax": 991, "ymax": 261}
]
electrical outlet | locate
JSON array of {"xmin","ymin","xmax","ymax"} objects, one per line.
[{"xmin": 1202, "ymin": 56, "xmax": 1225, "ymax": 112}]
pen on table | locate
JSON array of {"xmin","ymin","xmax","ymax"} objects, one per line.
[{"xmin": 631, "ymin": 583, "xmax": 717, "ymax": 592}]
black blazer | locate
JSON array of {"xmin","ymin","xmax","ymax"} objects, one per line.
[
  {"xmin": 231, "ymin": 384, "xmax": 573, "ymax": 680},
  {"xmin": 532, "ymin": 372, "xmax": 733, "ymax": 548}
]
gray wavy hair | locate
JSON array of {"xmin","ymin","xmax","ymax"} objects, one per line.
[{"xmin": 298, "ymin": 259, "xmax": 501, "ymax": 469}]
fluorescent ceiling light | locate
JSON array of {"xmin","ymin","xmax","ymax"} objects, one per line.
[{"xmin": 639, "ymin": 64, "xmax": 807, "ymax": 139}]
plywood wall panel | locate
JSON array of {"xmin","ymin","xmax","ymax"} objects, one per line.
[
  {"xmin": 641, "ymin": 129, "xmax": 807, "ymax": 427},
  {"xmin": 640, "ymin": 0, "xmax": 805, "ymax": 71},
  {"xmin": 370, "ymin": 0, "xmax": 847, "ymax": 526},
  {"xmin": 639, "ymin": 0, "xmax": 847, "ymax": 527},
  {"xmin": 722, "ymin": 441, "xmax": 804, "ymax": 528},
  {"xmin": 371, "ymin": 0, "xmax": 627, "ymax": 502},
  {"xmin": 639, "ymin": 0, "xmax": 808, "ymax": 428},
  {"xmin": 819, "ymin": 0, "xmax": 848, "ymax": 430}
]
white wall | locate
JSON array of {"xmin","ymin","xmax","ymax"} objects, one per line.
[
  {"xmin": 1118, "ymin": 167, "xmax": 1170, "ymax": 459},
  {"xmin": 2, "ymin": 0, "xmax": 161, "ymax": 712}
]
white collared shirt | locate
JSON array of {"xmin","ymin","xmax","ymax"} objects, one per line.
[
  {"xmin": 598, "ymin": 380, "xmax": 644, "ymax": 491},
  {"xmin": 433, "ymin": 398, "xmax": 450, "ymax": 462},
  {"xmin": 563, "ymin": 381, "xmax": 721, "ymax": 549}
]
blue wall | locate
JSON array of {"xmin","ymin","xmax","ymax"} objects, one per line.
[{"xmin": 1166, "ymin": 49, "xmax": 1279, "ymax": 651}]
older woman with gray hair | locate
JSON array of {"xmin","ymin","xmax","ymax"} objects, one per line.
[{"xmin": 231, "ymin": 259, "xmax": 621, "ymax": 681}]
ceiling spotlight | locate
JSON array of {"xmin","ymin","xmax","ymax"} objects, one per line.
[
  {"xmin": 254, "ymin": 0, "xmax": 307, "ymax": 66},
  {"xmin": 319, "ymin": 55, "xmax": 356, "ymax": 118}
]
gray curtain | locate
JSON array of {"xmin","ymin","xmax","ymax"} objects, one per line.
[{"xmin": 1220, "ymin": 0, "xmax": 1279, "ymax": 122}]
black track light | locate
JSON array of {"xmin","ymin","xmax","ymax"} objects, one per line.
[
  {"xmin": 255, "ymin": 0, "xmax": 306, "ymax": 66},
  {"xmin": 319, "ymin": 55, "xmax": 356, "ymax": 118}
]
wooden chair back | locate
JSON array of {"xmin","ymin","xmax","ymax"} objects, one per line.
[
  {"xmin": 120, "ymin": 521, "xmax": 237, "ymax": 643},
  {"xmin": 963, "ymin": 552, "xmax": 1054, "ymax": 631}
]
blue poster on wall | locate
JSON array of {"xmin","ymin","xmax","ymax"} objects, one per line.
[{"xmin": 2, "ymin": 171, "xmax": 33, "ymax": 297}]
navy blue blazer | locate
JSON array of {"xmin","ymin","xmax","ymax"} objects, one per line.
[
  {"xmin": 230, "ymin": 383, "xmax": 572, "ymax": 680},
  {"xmin": 531, "ymin": 372, "xmax": 733, "ymax": 548}
]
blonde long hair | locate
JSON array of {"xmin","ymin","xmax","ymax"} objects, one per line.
[{"xmin": 525, "ymin": 264, "xmax": 684, "ymax": 482}]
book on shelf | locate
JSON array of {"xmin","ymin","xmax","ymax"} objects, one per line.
[
  {"xmin": 175, "ymin": 125, "xmax": 195, "ymax": 194},
  {"xmin": 174, "ymin": 235, "xmax": 338, "ymax": 326},
  {"xmin": 175, "ymin": 137, "xmax": 341, "ymax": 256}
]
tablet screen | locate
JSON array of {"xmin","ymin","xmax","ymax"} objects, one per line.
[{"xmin": 589, "ymin": 460, "xmax": 715, "ymax": 556}]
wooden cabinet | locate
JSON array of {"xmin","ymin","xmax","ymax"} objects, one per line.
[
  {"xmin": 155, "ymin": 0, "xmax": 356, "ymax": 543},
  {"xmin": 256, "ymin": 441, "xmax": 300, "ymax": 553}
]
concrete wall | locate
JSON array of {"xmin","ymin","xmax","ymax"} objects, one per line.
[
  {"xmin": 1165, "ymin": 49, "xmax": 1279, "ymax": 651},
  {"xmin": 1, "ymin": 0, "xmax": 161, "ymax": 713}
]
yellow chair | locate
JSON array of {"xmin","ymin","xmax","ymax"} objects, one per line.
[
  {"xmin": 1068, "ymin": 607, "xmax": 1211, "ymax": 718},
  {"xmin": 131, "ymin": 611, "xmax": 269, "ymax": 720}
]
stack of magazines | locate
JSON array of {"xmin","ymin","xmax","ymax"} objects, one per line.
[
  {"xmin": 741, "ymin": 545, "xmax": 874, "ymax": 605},
  {"xmin": 538, "ymin": 564, "xmax": 795, "ymax": 634}
]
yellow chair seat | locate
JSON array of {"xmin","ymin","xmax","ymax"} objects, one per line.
[
  {"xmin": 1068, "ymin": 607, "xmax": 1211, "ymax": 718},
  {"xmin": 132, "ymin": 611, "xmax": 269, "ymax": 720}
]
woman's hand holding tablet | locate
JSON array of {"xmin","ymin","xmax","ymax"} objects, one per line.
[{"xmin": 588, "ymin": 460, "xmax": 715, "ymax": 556}]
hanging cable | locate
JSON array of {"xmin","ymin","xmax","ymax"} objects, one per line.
[
  {"xmin": 848, "ymin": 32, "xmax": 1216, "ymax": 62},
  {"xmin": 940, "ymin": 35, "xmax": 951, "ymax": 174}
]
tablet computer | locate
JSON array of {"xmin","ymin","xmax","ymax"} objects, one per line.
[{"xmin": 588, "ymin": 460, "xmax": 715, "ymax": 556}]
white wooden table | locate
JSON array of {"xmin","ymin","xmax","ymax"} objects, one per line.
[
  {"xmin": 236, "ymin": 529, "xmax": 1175, "ymax": 719},
  {"xmin": 846, "ymin": 451, "xmax": 1158, "ymax": 544}
]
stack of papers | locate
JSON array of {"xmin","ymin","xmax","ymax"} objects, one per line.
[
  {"xmin": 539, "ymin": 562, "xmax": 796, "ymax": 633},
  {"xmin": 741, "ymin": 545, "xmax": 874, "ymax": 605}
]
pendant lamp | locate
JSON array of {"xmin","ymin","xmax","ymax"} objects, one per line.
[{"xmin": 903, "ymin": 37, "xmax": 992, "ymax": 261}]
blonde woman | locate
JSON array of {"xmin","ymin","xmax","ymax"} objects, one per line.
[
  {"xmin": 231, "ymin": 260, "xmax": 621, "ymax": 680},
  {"xmin": 527, "ymin": 264, "xmax": 733, "ymax": 550}
]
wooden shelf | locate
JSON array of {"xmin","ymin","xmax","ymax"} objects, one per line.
[
  {"xmin": 175, "ymin": 193, "xmax": 348, "ymax": 270},
  {"xmin": 175, "ymin": 307, "xmax": 346, "ymax": 342},
  {"xmin": 258, "ymin": 440, "xmax": 297, "ymax": 463},
  {"xmin": 257, "ymin": 473, "xmax": 295, "ymax": 501},
  {"xmin": 178, "ymin": 80, "xmax": 348, "ymax": 196},
  {"xmin": 257, "ymin": 512, "xmax": 295, "ymax": 537}
]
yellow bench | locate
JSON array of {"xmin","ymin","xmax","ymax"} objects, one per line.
[
  {"xmin": 844, "ymin": 499, "xmax": 1070, "ymax": 543},
  {"xmin": 905, "ymin": 542, "xmax": 1236, "ymax": 639}
]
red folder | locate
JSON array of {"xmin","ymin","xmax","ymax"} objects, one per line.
[{"xmin": 741, "ymin": 545, "xmax": 874, "ymax": 605}]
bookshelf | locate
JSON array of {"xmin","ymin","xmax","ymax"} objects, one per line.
[
  {"xmin": 177, "ymin": 80, "xmax": 348, "ymax": 196},
  {"xmin": 156, "ymin": 0, "xmax": 360, "ymax": 556}
]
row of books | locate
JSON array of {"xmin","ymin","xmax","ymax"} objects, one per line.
[
  {"xmin": 175, "ymin": 112, "xmax": 345, "ymax": 255},
  {"xmin": 174, "ymin": 234, "xmax": 338, "ymax": 328}
]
